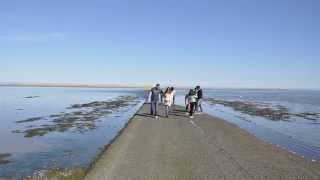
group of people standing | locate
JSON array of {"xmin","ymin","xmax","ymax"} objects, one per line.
[
  {"xmin": 148, "ymin": 84, "xmax": 203, "ymax": 119},
  {"xmin": 148, "ymin": 84, "xmax": 176, "ymax": 118}
]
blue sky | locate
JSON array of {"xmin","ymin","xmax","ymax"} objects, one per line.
[{"xmin": 0, "ymin": 0, "xmax": 319, "ymax": 89}]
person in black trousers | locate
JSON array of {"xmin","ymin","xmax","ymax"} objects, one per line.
[{"xmin": 188, "ymin": 89, "xmax": 197, "ymax": 118}]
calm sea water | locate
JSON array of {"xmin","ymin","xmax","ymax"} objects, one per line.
[
  {"xmin": 0, "ymin": 87, "xmax": 144, "ymax": 179},
  {"xmin": 0, "ymin": 87, "xmax": 319, "ymax": 178}
]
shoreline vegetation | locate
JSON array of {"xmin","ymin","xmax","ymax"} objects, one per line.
[{"xmin": 24, "ymin": 168, "xmax": 86, "ymax": 180}]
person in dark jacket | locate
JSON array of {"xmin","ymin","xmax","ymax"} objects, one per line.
[
  {"xmin": 195, "ymin": 85, "xmax": 203, "ymax": 113},
  {"xmin": 149, "ymin": 84, "xmax": 161, "ymax": 118}
]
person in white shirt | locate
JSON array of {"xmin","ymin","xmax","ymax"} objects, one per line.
[{"xmin": 164, "ymin": 87, "xmax": 174, "ymax": 118}]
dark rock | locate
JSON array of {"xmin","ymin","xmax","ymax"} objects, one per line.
[
  {"xmin": 24, "ymin": 96, "xmax": 40, "ymax": 99},
  {"xmin": 15, "ymin": 117, "xmax": 43, "ymax": 123},
  {"xmin": 0, "ymin": 153, "xmax": 11, "ymax": 165}
]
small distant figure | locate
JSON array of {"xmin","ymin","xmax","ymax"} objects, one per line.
[
  {"xmin": 164, "ymin": 87, "xmax": 174, "ymax": 118},
  {"xmin": 195, "ymin": 85, "xmax": 203, "ymax": 113},
  {"xmin": 149, "ymin": 84, "xmax": 161, "ymax": 118},
  {"xmin": 171, "ymin": 87, "xmax": 176, "ymax": 105},
  {"xmin": 188, "ymin": 89, "xmax": 198, "ymax": 118}
]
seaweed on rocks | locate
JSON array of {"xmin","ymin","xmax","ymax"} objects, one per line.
[
  {"xmin": 294, "ymin": 112, "xmax": 320, "ymax": 121},
  {"xmin": 205, "ymin": 98, "xmax": 320, "ymax": 122},
  {"xmin": 23, "ymin": 127, "xmax": 56, "ymax": 137},
  {"xmin": 0, "ymin": 153, "xmax": 11, "ymax": 165},
  {"xmin": 12, "ymin": 96, "xmax": 140, "ymax": 138},
  {"xmin": 15, "ymin": 117, "xmax": 43, "ymax": 123},
  {"xmin": 24, "ymin": 167, "xmax": 86, "ymax": 180},
  {"xmin": 24, "ymin": 96, "xmax": 40, "ymax": 99},
  {"xmin": 68, "ymin": 96, "xmax": 138, "ymax": 110}
]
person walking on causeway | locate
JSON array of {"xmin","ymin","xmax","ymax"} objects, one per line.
[
  {"xmin": 148, "ymin": 84, "xmax": 161, "ymax": 118},
  {"xmin": 164, "ymin": 87, "xmax": 174, "ymax": 118},
  {"xmin": 188, "ymin": 89, "xmax": 198, "ymax": 119}
]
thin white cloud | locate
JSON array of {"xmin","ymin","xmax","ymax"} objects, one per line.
[{"xmin": 0, "ymin": 32, "xmax": 67, "ymax": 43}]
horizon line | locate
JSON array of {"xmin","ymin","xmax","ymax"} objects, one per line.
[{"xmin": 0, "ymin": 82, "xmax": 319, "ymax": 91}]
